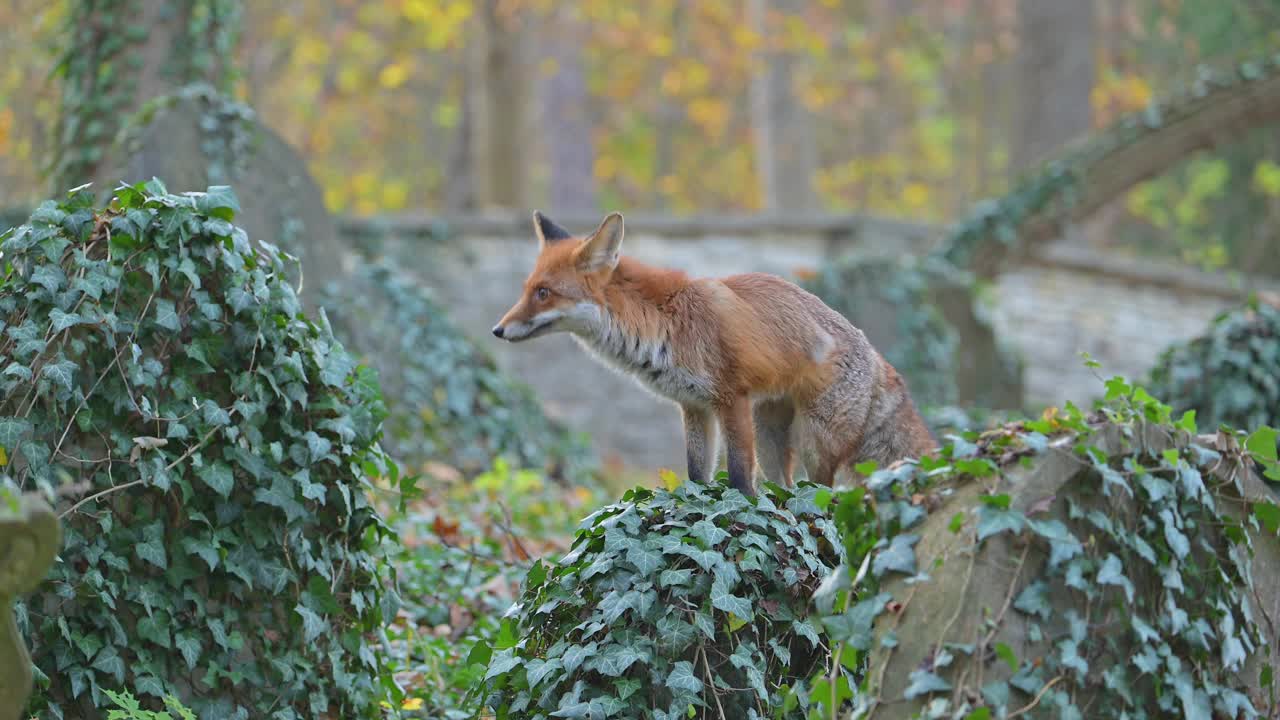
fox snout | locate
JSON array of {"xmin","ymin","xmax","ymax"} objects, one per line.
[{"xmin": 491, "ymin": 304, "xmax": 556, "ymax": 342}]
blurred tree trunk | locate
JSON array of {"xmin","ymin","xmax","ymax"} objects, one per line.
[
  {"xmin": 53, "ymin": 0, "xmax": 239, "ymax": 193},
  {"xmin": 748, "ymin": 0, "xmax": 819, "ymax": 211},
  {"xmin": 470, "ymin": 0, "xmax": 531, "ymax": 210},
  {"xmin": 446, "ymin": 49, "xmax": 479, "ymax": 211},
  {"xmin": 1012, "ymin": 0, "xmax": 1096, "ymax": 175},
  {"xmin": 540, "ymin": 6, "xmax": 597, "ymax": 213}
]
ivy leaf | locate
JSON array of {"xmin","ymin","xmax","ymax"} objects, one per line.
[
  {"xmin": 485, "ymin": 648, "xmax": 520, "ymax": 681},
  {"xmin": 41, "ymin": 360, "xmax": 77, "ymax": 392},
  {"xmin": 658, "ymin": 567, "xmax": 693, "ymax": 587},
  {"xmin": 872, "ymin": 533, "xmax": 918, "ymax": 577},
  {"xmin": 1163, "ymin": 519, "xmax": 1191, "ymax": 561},
  {"xmin": 710, "ymin": 577, "xmax": 753, "ymax": 620},
  {"xmin": 228, "ymin": 286, "xmax": 255, "ymax": 315},
  {"xmin": 294, "ymin": 605, "xmax": 327, "ymax": 644},
  {"xmin": 1246, "ymin": 426, "xmax": 1278, "ymax": 464},
  {"xmin": 626, "ymin": 542, "xmax": 663, "ymax": 576},
  {"xmin": 1096, "ymin": 553, "xmax": 1135, "ymax": 603},
  {"xmin": 977, "ymin": 505, "xmax": 1025, "ymax": 541},
  {"xmin": 590, "ymin": 642, "xmax": 648, "ymax": 677},
  {"xmin": 49, "ymin": 308, "xmax": 85, "ymax": 333},
  {"xmin": 1253, "ymin": 501, "xmax": 1280, "ymax": 534},
  {"xmin": 994, "ymin": 642, "xmax": 1018, "ymax": 672},
  {"xmin": 1013, "ymin": 581, "xmax": 1052, "ymax": 620},
  {"xmin": 198, "ymin": 462, "xmax": 234, "ymax": 498},
  {"xmin": 903, "ymin": 668, "xmax": 952, "ymax": 699},
  {"xmin": 304, "ymin": 431, "xmax": 332, "ymax": 462},
  {"xmin": 30, "ymin": 264, "xmax": 66, "ymax": 293},
  {"xmin": 91, "ymin": 645, "xmax": 126, "ymax": 683},
  {"xmin": 560, "ymin": 642, "xmax": 597, "ymax": 674},
  {"xmin": 525, "ymin": 658, "xmax": 562, "ymax": 688},
  {"xmin": 136, "ymin": 615, "xmax": 172, "ymax": 649},
  {"xmin": 665, "ymin": 661, "xmax": 703, "ymax": 694},
  {"xmin": 135, "ymin": 535, "xmax": 168, "ymax": 570},
  {"xmin": 174, "ymin": 632, "xmax": 202, "ymax": 670},
  {"xmin": 202, "ymin": 401, "xmax": 231, "ymax": 427},
  {"xmin": 200, "ymin": 185, "xmax": 242, "ymax": 220},
  {"xmin": 154, "ymin": 299, "xmax": 181, "ymax": 331},
  {"xmin": 792, "ymin": 619, "xmax": 821, "ymax": 648},
  {"xmin": 689, "ymin": 518, "xmax": 730, "ymax": 547},
  {"xmin": 0, "ymin": 417, "xmax": 32, "ymax": 452}
]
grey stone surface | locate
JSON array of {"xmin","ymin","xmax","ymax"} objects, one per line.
[{"xmin": 0, "ymin": 493, "xmax": 60, "ymax": 720}]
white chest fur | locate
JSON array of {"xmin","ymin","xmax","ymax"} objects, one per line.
[{"xmin": 573, "ymin": 315, "xmax": 715, "ymax": 406}]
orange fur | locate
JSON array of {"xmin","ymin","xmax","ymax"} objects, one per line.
[{"xmin": 493, "ymin": 211, "xmax": 937, "ymax": 494}]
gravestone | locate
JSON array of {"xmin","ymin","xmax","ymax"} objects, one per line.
[
  {"xmin": 105, "ymin": 84, "xmax": 345, "ymax": 309},
  {"xmin": 0, "ymin": 493, "xmax": 60, "ymax": 720}
]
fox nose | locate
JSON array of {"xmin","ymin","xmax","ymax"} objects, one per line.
[{"xmin": 492, "ymin": 325, "xmax": 505, "ymax": 338}]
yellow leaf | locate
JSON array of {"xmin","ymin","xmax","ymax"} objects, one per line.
[
  {"xmin": 0, "ymin": 445, "xmax": 7, "ymax": 467},
  {"xmin": 401, "ymin": 697, "xmax": 424, "ymax": 710},
  {"xmin": 434, "ymin": 102, "xmax": 460, "ymax": 129},
  {"xmin": 902, "ymin": 182, "xmax": 929, "ymax": 209},
  {"xmin": 650, "ymin": 34, "xmax": 675, "ymax": 57},
  {"xmin": 726, "ymin": 612, "xmax": 748, "ymax": 632},
  {"xmin": 379, "ymin": 63, "xmax": 410, "ymax": 90},
  {"xmin": 1254, "ymin": 161, "xmax": 1280, "ymax": 197},
  {"xmin": 594, "ymin": 155, "xmax": 619, "ymax": 181},
  {"xmin": 658, "ymin": 468, "xmax": 682, "ymax": 492}
]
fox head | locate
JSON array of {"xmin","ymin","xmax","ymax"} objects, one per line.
[{"xmin": 491, "ymin": 210, "xmax": 625, "ymax": 342}]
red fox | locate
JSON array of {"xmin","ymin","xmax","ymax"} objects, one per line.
[{"xmin": 492, "ymin": 211, "xmax": 937, "ymax": 495}]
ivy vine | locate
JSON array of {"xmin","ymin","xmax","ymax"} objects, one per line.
[
  {"xmin": 3, "ymin": 181, "xmax": 402, "ymax": 720},
  {"xmin": 814, "ymin": 371, "xmax": 1279, "ymax": 718}
]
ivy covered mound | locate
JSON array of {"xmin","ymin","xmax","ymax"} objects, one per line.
[
  {"xmin": 477, "ymin": 479, "xmax": 846, "ymax": 719},
  {"xmin": 1148, "ymin": 295, "xmax": 1280, "ymax": 432},
  {"xmin": 321, "ymin": 260, "xmax": 595, "ymax": 482},
  {"xmin": 1, "ymin": 183, "xmax": 399, "ymax": 720},
  {"xmin": 820, "ymin": 382, "xmax": 1280, "ymax": 719}
]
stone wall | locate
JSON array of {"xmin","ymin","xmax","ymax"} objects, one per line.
[{"xmin": 338, "ymin": 211, "xmax": 1280, "ymax": 474}]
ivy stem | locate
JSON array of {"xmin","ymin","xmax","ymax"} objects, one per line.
[
  {"xmin": 58, "ymin": 421, "xmax": 221, "ymax": 518},
  {"xmin": 698, "ymin": 641, "xmax": 728, "ymax": 720},
  {"xmin": 828, "ymin": 551, "xmax": 871, "ymax": 719},
  {"xmin": 1005, "ymin": 674, "xmax": 1065, "ymax": 719}
]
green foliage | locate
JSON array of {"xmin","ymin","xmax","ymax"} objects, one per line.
[
  {"xmin": 1147, "ymin": 296, "xmax": 1280, "ymax": 433},
  {"xmin": 1118, "ymin": 1, "xmax": 1280, "ymax": 277},
  {"xmin": 476, "ymin": 478, "xmax": 846, "ymax": 719},
  {"xmin": 820, "ymin": 373, "xmax": 1274, "ymax": 717},
  {"xmin": 104, "ymin": 689, "xmax": 196, "ymax": 720},
  {"xmin": 3, "ymin": 182, "xmax": 400, "ymax": 719},
  {"xmin": 321, "ymin": 259, "xmax": 595, "ymax": 481},
  {"xmin": 380, "ymin": 457, "xmax": 611, "ymax": 719},
  {"xmin": 938, "ymin": 53, "xmax": 1280, "ymax": 278}
]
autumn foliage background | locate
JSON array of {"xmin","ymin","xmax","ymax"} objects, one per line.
[{"xmin": 2, "ymin": 0, "xmax": 1279, "ymax": 278}]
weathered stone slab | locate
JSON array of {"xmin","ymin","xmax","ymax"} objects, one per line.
[
  {"xmin": 0, "ymin": 493, "xmax": 60, "ymax": 720},
  {"xmin": 106, "ymin": 84, "xmax": 345, "ymax": 309}
]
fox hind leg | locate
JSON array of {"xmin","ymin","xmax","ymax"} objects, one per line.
[{"xmin": 753, "ymin": 398, "xmax": 796, "ymax": 487}]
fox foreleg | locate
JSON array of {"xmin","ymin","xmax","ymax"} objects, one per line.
[
  {"xmin": 718, "ymin": 395, "xmax": 757, "ymax": 496},
  {"xmin": 682, "ymin": 405, "xmax": 718, "ymax": 485}
]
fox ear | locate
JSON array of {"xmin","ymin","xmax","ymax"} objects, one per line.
[
  {"xmin": 576, "ymin": 212, "xmax": 624, "ymax": 273},
  {"xmin": 533, "ymin": 210, "xmax": 573, "ymax": 249}
]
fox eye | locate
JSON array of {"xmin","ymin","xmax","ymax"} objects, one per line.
[{"xmin": 535, "ymin": 287, "xmax": 551, "ymax": 302}]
